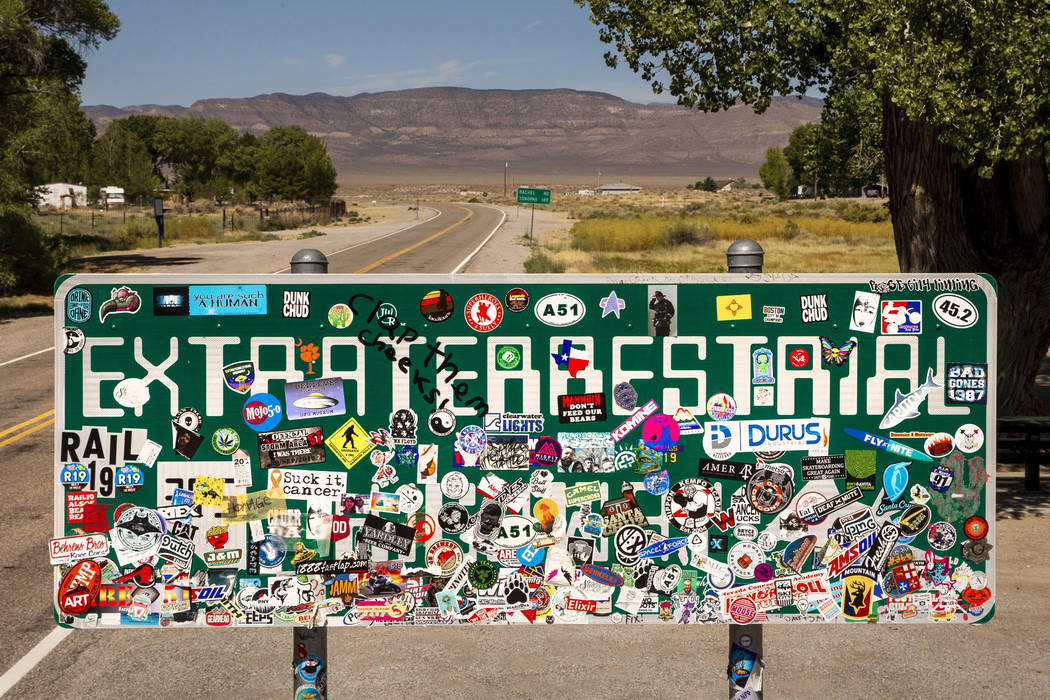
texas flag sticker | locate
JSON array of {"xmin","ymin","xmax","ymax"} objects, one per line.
[{"xmin": 552, "ymin": 340, "xmax": 590, "ymax": 377}]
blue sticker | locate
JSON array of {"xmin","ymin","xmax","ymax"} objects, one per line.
[
  {"xmin": 297, "ymin": 654, "xmax": 322, "ymax": 683},
  {"xmin": 883, "ymin": 461, "xmax": 911, "ymax": 502},
  {"xmin": 643, "ymin": 469, "xmax": 670, "ymax": 495},
  {"xmin": 516, "ymin": 543, "xmax": 546, "ymax": 566},
  {"xmin": 188, "ymin": 285, "xmax": 267, "ymax": 316},
  {"xmin": 65, "ymin": 287, "xmax": 92, "ymax": 324},
  {"xmin": 258, "ymin": 533, "xmax": 287, "ymax": 568},
  {"xmin": 243, "ymin": 393, "xmax": 283, "ymax": 431},
  {"xmin": 638, "ymin": 537, "xmax": 689, "ymax": 559},
  {"xmin": 60, "ymin": 463, "xmax": 90, "ymax": 488}
]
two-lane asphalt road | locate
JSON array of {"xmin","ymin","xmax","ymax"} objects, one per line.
[
  {"xmin": 0, "ymin": 201, "xmax": 507, "ymax": 697},
  {"xmin": 330, "ymin": 202, "xmax": 505, "ymax": 274}
]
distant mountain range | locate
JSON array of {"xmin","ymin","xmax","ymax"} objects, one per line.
[{"xmin": 83, "ymin": 87, "xmax": 823, "ymax": 182}]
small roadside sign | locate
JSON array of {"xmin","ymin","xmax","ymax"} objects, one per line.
[{"xmin": 517, "ymin": 187, "xmax": 551, "ymax": 205}]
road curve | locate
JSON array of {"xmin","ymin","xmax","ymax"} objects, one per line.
[{"xmin": 326, "ymin": 202, "xmax": 504, "ymax": 274}]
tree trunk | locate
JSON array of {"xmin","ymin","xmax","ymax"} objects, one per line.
[{"xmin": 882, "ymin": 95, "xmax": 1050, "ymax": 416}]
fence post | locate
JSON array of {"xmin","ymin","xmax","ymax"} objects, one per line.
[
  {"xmin": 289, "ymin": 248, "xmax": 329, "ymax": 700},
  {"xmin": 726, "ymin": 238, "xmax": 764, "ymax": 699}
]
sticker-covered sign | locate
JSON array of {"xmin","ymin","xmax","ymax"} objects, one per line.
[{"xmin": 53, "ymin": 273, "xmax": 996, "ymax": 629}]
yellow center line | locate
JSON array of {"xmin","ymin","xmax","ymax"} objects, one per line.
[
  {"xmin": 0, "ymin": 417, "xmax": 54, "ymax": 449},
  {"xmin": 354, "ymin": 206, "xmax": 473, "ymax": 273},
  {"xmin": 0, "ymin": 409, "xmax": 55, "ymax": 438}
]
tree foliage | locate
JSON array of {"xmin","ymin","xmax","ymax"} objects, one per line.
[
  {"xmin": 577, "ymin": 0, "xmax": 1050, "ymax": 414},
  {"xmin": 0, "ymin": 0, "xmax": 119, "ymax": 293},
  {"xmin": 89, "ymin": 117, "xmax": 338, "ymax": 203},
  {"xmin": 758, "ymin": 147, "xmax": 791, "ymax": 200},
  {"xmin": 0, "ymin": 0, "xmax": 119, "ymax": 205},
  {"xmin": 88, "ymin": 124, "xmax": 159, "ymax": 199},
  {"xmin": 577, "ymin": 0, "xmax": 1048, "ymax": 170},
  {"xmin": 252, "ymin": 126, "xmax": 338, "ymax": 202}
]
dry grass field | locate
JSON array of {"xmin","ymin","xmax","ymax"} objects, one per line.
[{"xmin": 495, "ymin": 186, "xmax": 899, "ymax": 274}]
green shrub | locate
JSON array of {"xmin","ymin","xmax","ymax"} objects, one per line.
[
  {"xmin": 661, "ymin": 219, "xmax": 715, "ymax": 247},
  {"xmin": 0, "ymin": 210, "xmax": 68, "ymax": 294},
  {"xmin": 835, "ymin": 202, "xmax": 891, "ymax": 223},
  {"xmin": 777, "ymin": 219, "xmax": 804, "ymax": 240},
  {"xmin": 523, "ymin": 249, "xmax": 566, "ymax": 273}
]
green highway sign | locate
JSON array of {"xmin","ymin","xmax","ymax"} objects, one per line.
[
  {"xmin": 517, "ymin": 187, "xmax": 551, "ymax": 205},
  {"xmin": 53, "ymin": 273, "xmax": 996, "ymax": 628}
]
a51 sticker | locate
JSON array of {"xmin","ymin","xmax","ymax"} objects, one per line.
[
  {"xmin": 535, "ymin": 293, "xmax": 586, "ymax": 327},
  {"xmin": 932, "ymin": 293, "xmax": 978, "ymax": 329}
]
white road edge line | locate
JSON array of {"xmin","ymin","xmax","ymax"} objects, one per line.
[
  {"xmin": 271, "ymin": 206, "xmax": 442, "ymax": 273},
  {"xmin": 0, "ymin": 626, "xmax": 71, "ymax": 696},
  {"xmin": 450, "ymin": 204, "xmax": 508, "ymax": 274},
  {"xmin": 0, "ymin": 346, "xmax": 54, "ymax": 369}
]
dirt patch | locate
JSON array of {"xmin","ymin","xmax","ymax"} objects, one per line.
[{"xmin": 459, "ymin": 205, "xmax": 574, "ymax": 274}]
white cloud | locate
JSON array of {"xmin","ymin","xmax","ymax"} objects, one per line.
[
  {"xmin": 325, "ymin": 58, "xmax": 484, "ymax": 94},
  {"xmin": 324, "ymin": 53, "xmax": 345, "ymax": 69},
  {"xmin": 522, "ymin": 20, "xmax": 543, "ymax": 32}
]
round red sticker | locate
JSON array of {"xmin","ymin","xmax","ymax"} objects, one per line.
[
  {"xmin": 789, "ymin": 348, "xmax": 810, "ymax": 368},
  {"xmin": 464, "ymin": 294, "xmax": 503, "ymax": 332},
  {"xmin": 728, "ymin": 596, "xmax": 758, "ymax": 624}
]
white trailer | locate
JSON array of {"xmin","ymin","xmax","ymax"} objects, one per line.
[
  {"xmin": 37, "ymin": 183, "xmax": 87, "ymax": 209},
  {"xmin": 100, "ymin": 186, "xmax": 125, "ymax": 207}
]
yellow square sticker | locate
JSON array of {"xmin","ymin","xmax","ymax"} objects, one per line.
[
  {"xmin": 716, "ymin": 294, "xmax": 752, "ymax": 321},
  {"xmin": 193, "ymin": 474, "xmax": 226, "ymax": 507},
  {"xmin": 326, "ymin": 417, "xmax": 375, "ymax": 469}
]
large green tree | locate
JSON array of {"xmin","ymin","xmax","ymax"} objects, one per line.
[
  {"xmin": 578, "ymin": 0, "xmax": 1050, "ymax": 414},
  {"xmin": 156, "ymin": 116, "xmax": 239, "ymax": 199},
  {"xmin": 88, "ymin": 124, "xmax": 159, "ymax": 199},
  {"xmin": 758, "ymin": 147, "xmax": 792, "ymax": 200},
  {"xmin": 0, "ymin": 0, "xmax": 119, "ymax": 293},
  {"xmin": 252, "ymin": 126, "xmax": 337, "ymax": 203},
  {"xmin": 0, "ymin": 0, "xmax": 119, "ymax": 204}
]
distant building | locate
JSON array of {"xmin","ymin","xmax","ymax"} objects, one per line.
[
  {"xmin": 36, "ymin": 183, "xmax": 87, "ymax": 209},
  {"xmin": 598, "ymin": 182, "xmax": 641, "ymax": 195},
  {"xmin": 577, "ymin": 189, "xmax": 595, "ymax": 196},
  {"xmin": 100, "ymin": 186, "xmax": 125, "ymax": 207}
]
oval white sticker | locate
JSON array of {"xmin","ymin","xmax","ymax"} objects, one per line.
[
  {"xmin": 932, "ymin": 293, "xmax": 979, "ymax": 328},
  {"xmin": 492, "ymin": 515, "xmax": 536, "ymax": 548},
  {"xmin": 534, "ymin": 293, "xmax": 586, "ymax": 327}
]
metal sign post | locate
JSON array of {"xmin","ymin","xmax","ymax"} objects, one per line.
[
  {"xmin": 290, "ymin": 249, "xmax": 329, "ymax": 700},
  {"xmin": 152, "ymin": 197, "xmax": 164, "ymax": 248},
  {"xmin": 516, "ymin": 187, "xmax": 550, "ymax": 243},
  {"xmin": 727, "ymin": 238, "xmax": 765, "ymax": 699}
]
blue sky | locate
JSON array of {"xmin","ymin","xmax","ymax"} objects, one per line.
[{"xmin": 80, "ymin": 0, "xmax": 680, "ymax": 107}]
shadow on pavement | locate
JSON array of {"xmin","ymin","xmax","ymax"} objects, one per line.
[
  {"xmin": 71, "ymin": 253, "xmax": 204, "ymax": 273},
  {"xmin": 996, "ymin": 474, "xmax": 1050, "ymax": 518}
]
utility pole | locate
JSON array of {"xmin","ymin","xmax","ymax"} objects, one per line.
[{"xmin": 504, "ymin": 162, "xmax": 508, "ymax": 198}]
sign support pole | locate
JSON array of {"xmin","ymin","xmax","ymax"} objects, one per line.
[
  {"xmin": 152, "ymin": 197, "xmax": 164, "ymax": 248},
  {"xmin": 530, "ymin": 202, "xmax": 535, "ymax": 242},
  {"xmin": 290, "ymin": 248, "xmax": 330, "ymax": 699},
  {"xmin": 726, "ymin": 238, "xmax": 765, "ymax": 699}
]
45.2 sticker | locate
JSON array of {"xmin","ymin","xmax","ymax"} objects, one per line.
[{"xmin": 932, "ymin": 293, "xmax": 978, "ymax": 329}]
